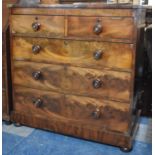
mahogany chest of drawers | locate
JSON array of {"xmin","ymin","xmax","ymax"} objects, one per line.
[{"xmin": 9, "ymin": 2, "xmax": 146, "ymax": 151}]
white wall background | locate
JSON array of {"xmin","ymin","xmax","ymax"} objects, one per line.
[{"xmin": 148, "ymin": 0, "xmax": 153, "ymax": 5}]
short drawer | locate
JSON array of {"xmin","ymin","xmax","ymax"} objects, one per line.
[
  {"xmin": 10, "ymin": 15, "xmax": 64, "ymax": 37},
  {"xmin": 14, "ymin": 86, "xmax": 130, "ymax": 132},
  {"xmin": 12, "ymin": 37, "xmax": 134, "ymax": 71},
  {"xmin": 68, "ymin": 16, "xmax": 134, "ymax": 42},
  {"xmin": 13, "ymin": 61, "xmax": 131, "ymax": 102}
]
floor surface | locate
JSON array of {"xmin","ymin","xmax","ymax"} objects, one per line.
[{"xmin": 2, "ymin": 117, "xmax": 152, "ymax": 155}]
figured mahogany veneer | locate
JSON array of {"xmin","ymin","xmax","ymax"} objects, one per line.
[
  {"xmin": 9, "ymin": 3, "xmax": 146, "ymax": 150},
  {"xmin": 11, "ymin": 7, "xmax": 135, "ymax": 17},
  {"xmin": 13, "ymin": 61, "xmax": 131, "ymax": 102},
  {"xmin": 11, "ymin": 15, "xmax": 64, "ymax": 37},
  {"xmin": 67, "ymin": 16, "xmax": 134, "ymax": 41},
  {"xmin": 12, "ymin": 37, "xmax": 134, "ymax": 71},
  {"xmin": 10, "ymin": 14, "xmax": 135, "ymax": 43},
  {"xmin": 14, "ymin": 86, "xmax": 130, "ymax": 133}
]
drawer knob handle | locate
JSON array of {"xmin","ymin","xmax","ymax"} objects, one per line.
[
  {"xmin": 92, "ymin": 79, "xmax": 102, "ymax": 89},
  {"xmin": 93, "ymin": 50, "xmax": 103, "ymax": 60},
  {"xmin": 33, "ymin": 98, "xmax": 42, "ymax": 108},
  {"xmin": 32, "ymin": 71, "xmax": 42, "ymax": 80},
  {"xmin": 32, "ymin": 45, "xmax": 41, "ymax": 54},
  {"xmin": 93, "ymin": 23, "xmax": 102, "ymax": 35},
  {"xmin": 32, "ymin": 22, "xmax": 40, "ymax": 31},
  {"xmin": 92, "ymin": 108, "xmax": 100, "ymax": 119}
]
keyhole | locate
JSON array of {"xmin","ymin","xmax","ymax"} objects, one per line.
[{"xmin": 96, "ymin": 18, "xmax": 101, "ymax": 23}]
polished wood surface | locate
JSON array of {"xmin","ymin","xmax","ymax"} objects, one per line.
[
  {"xmin": 10, "ymin": 15, "xmax": 135, "ymax": 43},
  {"xmin": 68, "ymin": 16, "xmax": 134, "ymax": 41},
  {"xmin": 11, "ymin": 111, "xmax": 133, "ymax": 148},
  {"xmin": 10, "ymin": 15, "xmax": 64, "ymax": 37},
  {"xmin": 12, "ymin": 37, "xmax": 134, "ymax": 71},
  {"xmin": 9, "ymin": 4, "xmax": 145, "ymax": 149},
  {"xmin": 11, "ymin": 8, "xmax": 135, "ymax": 17},
  {"xmin": 13, "ymin": 61, "xmax": 131, "ymax": 102},
  {"xmin": 14, "ymin": 86, "xmax": 130, "ymax": 132}
]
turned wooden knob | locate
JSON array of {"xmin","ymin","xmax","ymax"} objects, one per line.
[
  {"xmin": 32, "ymin": 45, "xmax": 41, "ymax": 54},
  {"xmin": 32, "ymin": 71, "xmax": 42, "ymax": 80},
  {"xmin": 32, "ymin": 22, "xmax": 40, "ymax": 31},
  {"xmin": 33, "ymin": 98, "xmax": 42, "ymax": 108},
  {"xmin": 92, "ymin": 108, "xmax": 100, "ymax": 119},
  {"xmin": 93, "ymin": 50, "xmax": 103, "ymax": 60},
  {"xmin": 93, "ymin": 23, "xmax": 102, "ymax": 35},
  {"xmin": 92, "ymin": 79, "xmax": 102, "ymax": 89}
]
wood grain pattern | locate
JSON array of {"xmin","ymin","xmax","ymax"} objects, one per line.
[
  {"xmin": 64, "ymin": 9, "xmax": 134, "ymax": 17},
  {"xmin": 12, "ymin": 61, "xmax": 131, "ymax": 102},
  {"xmin": 12, "ymin": 37, "xmax": 134, "ymax": 71},
  {"xmin": 8, "ymin": 5, "xmax": 145, "ymax": 149},
  {"xmin": 11, "ymin": 111, "xmax": 133, "ymax": 148},
  {"xmin": 11, "ymin": 8, "xmax": 135, "ymax": 17},
  {"xmin": 10, "ymin": 15, "xmax": 64, "ymax": 37},
  {"xmin": 14, "ymin": 86, "xmax": 130, "ymax": 132},
  {"xmin": 68, "ymin": 16, "xmax": 134, "ymax": 41},
  {"xmin": 12, "ymin": 8, "xmax": 65, "ymax": 15}
]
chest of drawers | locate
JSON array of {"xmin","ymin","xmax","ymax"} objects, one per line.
[{"xmin": 9, "ymin": 2, "xmax": 146, "ymax": 151}]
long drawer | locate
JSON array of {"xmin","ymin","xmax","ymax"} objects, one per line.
[
  {"xmin": 10, "ymin": 15, "xmax": 64, "ymax": 37},
  {"xmin": 13, "ymin": 86, "xmax": 130, "ymax": 133},
  {"xmin": 12, "ymin": 37, "xmax": 134, "ymax": 71},
  {"xmin": 12, "ymin": 61, "xmax": 131, "ymax": 102}
]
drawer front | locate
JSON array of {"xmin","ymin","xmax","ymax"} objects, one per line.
[
  {"xmin": 10, "ymin": 15, "xmax": 64, "ymax": 37},
  {"xmin": 12, "ymin": 37, "xmax": 133, "ymax": 71},
  {"xmin": 68, "ymin": 16, "xmax": 134, "ymax": 41},
  {"xmin": 13, "ymin": 61, "xmax": 131, "ymax": 102},
  {"xmin": 14, "ymin": 86, "xmax": 130, "ymax": 132}
]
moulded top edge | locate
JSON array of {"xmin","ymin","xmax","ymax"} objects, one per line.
[{"xmin": 8, "ymin": 3, "xmax": 151, "ymax": 9}]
